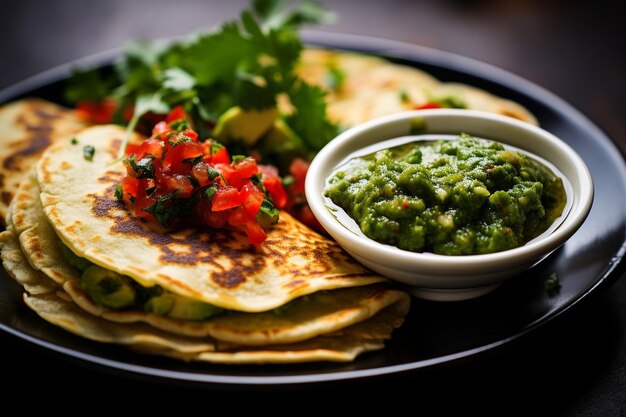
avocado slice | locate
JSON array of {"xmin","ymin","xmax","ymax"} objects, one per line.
[
  {"xmin": 145, "ymin": 293, "xmax": 222, "ymax": 321},
  {"xmin": 80, "ymin": 265, "xmax": 136, "ymax": 309},
  {"xmin": 213, "ymin": 106, "xmax": 279, "ymax": 146},
  {"xmin": 59, "ymin": 241, "xmax": 93, "ymax": 272},
  {"xmin": 258, "ymin": 118, "xmax": 309, "ymax": 172}
]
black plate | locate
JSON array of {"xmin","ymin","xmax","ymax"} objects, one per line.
[{"xmin": 1, "ymin": 33, "xmax": 625, "ymax": 386}]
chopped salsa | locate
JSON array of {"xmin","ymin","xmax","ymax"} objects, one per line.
[{"xmin": 117, "ymin": 107, "xmax": 287, "ymax": 246}]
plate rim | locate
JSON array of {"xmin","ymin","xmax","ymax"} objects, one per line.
[{"xmin": 1, "ymin": 31, "xmax": 625, "ymax": 386}]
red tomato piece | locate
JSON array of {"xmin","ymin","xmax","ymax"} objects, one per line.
[
  {"xmin": 228, "ymin": 206, "xmax": 255, "ymax": 227},
  {"xmin": 191, "ymin": 162, "xmax": 211, "ymax": 186},
  {"xmin": 289, "ymin": 158, "xmax": 309, "ymax": 195},
  {"xmin": 166, "ymin": 175, "xmax": 193, "ymax": 198},
  {"xmin": 211, "ymin": 186, "xmax": 242, "ymax": 211},
  {"xmin": 244, "ymin": 222, "xmax": 267, "ymax": 246},
  {"xmin": 259, "ymin": 165, "xmax": 287, "ymax": 209},
  {"xmin": 202, "ymin": 141, "xmax": 230, "ymax": 165},
  {"xmin": 414, "ymin": 101, "xmax": 442, "ymax": 110},
  {"xmin": 76, "ymin": 99, "xmax": 117, "ymax": 124},
  {"xmin": 135, "ymin": 138, "xmax": 164, "ymax": 160},
  {"xmin": 240, "ymin": 182, "xmax": 264, "ymax": 215},
  {"xmin": 181, "ymin": 128, "xmax": 198, "ymax": 142},
  {"xmin": 163, "ymin": 141, "xmax": 203, "ymax": 174},
  {"xmin": 165, "ymin": 106, "xmax": 187, "ymax": 123},
  {"xmin": 135, "ymin": 178, "xmax": 157, "ymax": 218},
  {"xmin": 152, "ymin": 121, "xmax": 172, "ymax": 137}
]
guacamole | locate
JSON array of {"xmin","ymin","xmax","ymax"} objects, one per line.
[{"xmin": 324, "ymin": 135, "xmax": 566, "ymax": 255}]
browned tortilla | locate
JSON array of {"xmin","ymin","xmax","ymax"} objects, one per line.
[{"xmin": 0, "ymin": 98, "xmax": 88, "ymax": 224}]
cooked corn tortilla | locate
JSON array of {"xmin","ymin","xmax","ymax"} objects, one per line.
[
  {"xmin": 0, "ymin": 98, "xmax": 87, "ymax": 225},
  {"xmin": 25, "ymin": 291, "xmax": 406, "ymax": 364},
  {"xmin": 297, "ymin": 49, "xmax": 537, "ymax": 126},
  {"xmin": 0, "ymin": 226, "xmax": 409, "ymax": 363},
  {"xmin": 36, "ymin": 125, "xmax": 384, "ymax": 313},
  {"xmin": 10, "ymin": 171, "xmax": 408, "ymax": 345}
]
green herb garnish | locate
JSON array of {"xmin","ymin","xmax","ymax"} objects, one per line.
[
  {"xmin": 64, "ymin": 0, "xmax": 338, "ymax": 163},
  {"xmin": 544, "ymin": 272, "xmax": 561, "ymax": 295},
  {"xmin": 83, "ymin": 145, "xmax": 95, "ymax": 161}
]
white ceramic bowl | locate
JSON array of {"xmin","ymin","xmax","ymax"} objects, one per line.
[{"xmin": 305, "ymin": 110, "xmax": 593, "ymax": 301}]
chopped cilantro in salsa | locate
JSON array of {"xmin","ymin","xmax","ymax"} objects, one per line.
[{"xmin": 118, "ymin": 107, "xmax": 287, "ymax": 246}]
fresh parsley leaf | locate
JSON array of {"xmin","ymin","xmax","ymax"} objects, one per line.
[
  {"xmin": 326, "ymin": 64, "xmax": 345, "ymax": 90},
  {"xmin": 119, "ymin": 91, "xmax": 170, "ymax": 158},
  {"xmin": 70, "ymin": 137, "xmax": 78, "ymax": 145},
  {"xmin": 544, "ymin": 272, "xmax": 561, "ymax": 295},
  {"xmin": 83, "ymin": 145, "xmax": 96, "ymax": 161},
  {"xmin": 257, "ymin": 198, "xmax": 280, "ymax": 229},
  {"xmin": 285, "ymin": 80, "xmax": 338, "ymax": 151},
  {"xmin": 163, "ymin": 67, "xmax": 196, "ymax": 92},
  {"xmin": 233, "ymin": 73, "xmax": 277, "ymax": 110},
  {"xmin": 64, "ymin": 67, "xmax": 118, "ymax": 104},
  {"xmin": 203, "ymin": 184, "xmax": 219, "ymax": 203},
  {"xmin": 143, "ymin": 192, "xmax": 195, "ymax": 226},
  {"xmin": 256, "ymin": 0, "xmax": 337, "ymax": 31},
  {"xmin": 115, "ymin": 184, "xmax": 124, "ymax": 200},
  {"xmin": 126, "ymin": 154, "xmax": 155, "ymax": 179}
]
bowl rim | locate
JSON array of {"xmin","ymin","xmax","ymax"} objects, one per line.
[{"xmin": 305, "ymin": 109, "xmax": 594, "ymax": 270}]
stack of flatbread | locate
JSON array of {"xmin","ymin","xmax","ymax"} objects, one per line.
[
  {"xmin": 0, "ymin": 121, "xmax": 409, "ymax": 363},
  {"xmin": 0, "ymin": 49, "xmax": 537, "ymax": 364}
]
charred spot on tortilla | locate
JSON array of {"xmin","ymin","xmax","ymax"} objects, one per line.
[
  {"xmin": 107, "ymin": 138, "xmax": 123, "ymax": 159},
  {"xmin": 3, "ymin": 135, "xmax": 52, "ymax": 171}
]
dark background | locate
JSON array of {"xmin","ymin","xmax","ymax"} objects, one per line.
[{"xmin": 1, "ymin": 0, "xmax": 625, "ymax": 414}]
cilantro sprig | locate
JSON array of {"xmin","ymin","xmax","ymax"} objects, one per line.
[{"xmin": 64, "ymin": 0, "xmax": 338, "ymax": 162}]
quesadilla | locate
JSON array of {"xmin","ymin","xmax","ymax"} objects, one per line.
[
  {"xmin": 0, "ymin": 175, "xmax": 410, "ymax": 362},
  {"xmin": 37, "ymin": 125, "xmax": 385, "ymax": 313},
  {"xmin": 297, "ymin": 49, "xmax": 537, "ymax": 126},
  {"xmin": 0, "ymin": 98, "xmax": 87, "ymax": 224}
]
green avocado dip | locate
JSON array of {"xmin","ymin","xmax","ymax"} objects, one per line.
[{"xmin": 324, "ymin": 134, "xmax": 567, "ymax": 255}]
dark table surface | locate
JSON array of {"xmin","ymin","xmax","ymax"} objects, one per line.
[{"xmin": 1, "ymin": 0, "xmax": 625, "ymax": 413}]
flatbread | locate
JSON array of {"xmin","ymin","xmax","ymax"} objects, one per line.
[
  {"xmin": 297, "ymin": 49, "xmax": 537, "ymax": 126},
  {"xmin": 37, "ymin": 125, "xmax": 384, "ymax": 313},
  {"xmin": 12, "ymin": 171, "xmax": 407, "ymax": 345},
  {"xmin": 0, "ymin": 98, "xmax": 87, "ymax": 224},
  {"xmin": 1, "ymin": 222, "xmax": 409, "ymax": 363},
  {"xmin": 25, "ymin": 291, "xmax": 406, "ymax": 364}
]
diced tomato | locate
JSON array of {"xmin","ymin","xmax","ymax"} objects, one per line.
[
  {"xmin": 240, "ymin": 182, "xmax": 264, "ymax": 215},
  {"xmin": 259, "ymin": 165, "xmax": 287, "ymax": 209},
  {"xmin": 134, "ymin": 138, "xmax": 164, "ymax": 160},
  {"xmin": 233, "ymin": 157, "xmax": 258, "ymax": 180},
  {"xmin": 414, "ymin": 101, "xmax": 442, "ymax": 110},
  {"xmin": 294, "ymin": 205, "xmax": 323, "ymax": 232},
  {"xmin": 76, "ymin": 99, "xmax": 117, "ymax": 124},
  {"xmin": 196, "ymin": 199, "xmax": 227, "ymax": 228},
  {"xmin": 211, "ymin": 186, "xmax": 242, "ymax": 211},
  {"xmin": 166, "ymin": 175, "xmax": 193, "ymax": 198},
  {"xmin": 165, "ymin": 105, "xmax": 187, "ymax": 124},
  {"xmin": 228, "ymin": 157, "xmax": 258, "ymax": 189},
  {"xmin": 289, "ymin": 158, "xmax": 309, "ymax": 195},
  {"xmin": 244, "ymin": 222, "xmax": 267, "ymax": 247},
  {"xmin": 228, "ymin": 206, "xmax": 255, "ymax": 227},
  {"xmin": 202, "ymin": 141, "xmax": 230, "ymax": 165},
  {"xmin": 191, "ymin": 162, "xmax": 211, "ymax": 186},
  {"xmin": 125, "ymin": 143, "xmax": 141, "ymax": 156},
  {"xmin": 163, "ymin": 141, "xmax": 203, "ymax": 173},
  {"xmin": 181, "ymin": 128, "xmax": 198, "ymax": 142},
  {"xmin": 119, "ymin": 176, "xmax": 139, "ymax": 204},
  {"xmin": 152, "ymin": 121, "xmax": 171, "ymax": 137},
  {"xmin": 135, "ymin": 179, "xmax": 157, "ymax": 218}
]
